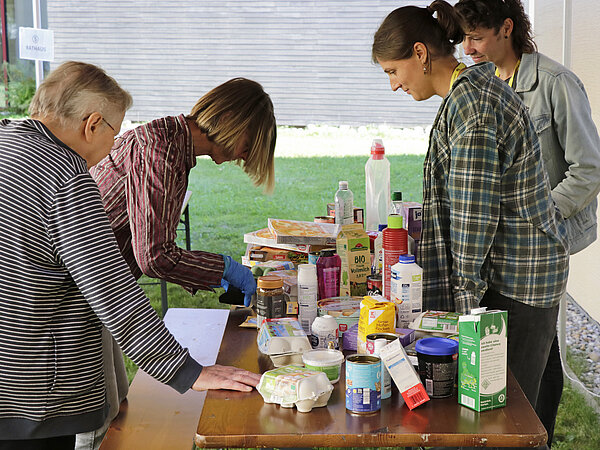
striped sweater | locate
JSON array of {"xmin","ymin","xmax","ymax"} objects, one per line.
[{"xmin": 0, "ymin": 119, "xmax": 202, "ymax": 439}]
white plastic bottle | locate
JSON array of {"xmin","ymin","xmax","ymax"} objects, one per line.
[
  {"xmin": 390, "ymin": 254, "xmax": 423, "ymax": 328},
  {"xmin": 334, "ymin": 181, "xmax": 354, "ymax": 225},
  {"xmin": 297, "ymin": 263, "xmax": 319, "ymax": 335},
  {"xmin": 365, "ymin": 139, "xmax": 391, "ymax": 232}
]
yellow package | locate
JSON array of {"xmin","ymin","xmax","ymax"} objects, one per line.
[{"xmin": 357, "ymin": 294, "xmax": 396, "ymax": 353}]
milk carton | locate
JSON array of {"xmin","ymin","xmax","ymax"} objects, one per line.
[
  {"xmin": 336, "ymin": 224, "xmax": 371, "ymax": 297},
  {"xmin": 458, "ymin": 308, "xmax": 508, "ymax": 411}
]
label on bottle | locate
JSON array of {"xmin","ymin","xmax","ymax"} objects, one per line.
[
  {"xmin": 298, "ymin": 284, "xmax": 318, "ymax": 334},
  {"xmin": 321, "ymin": 267, "xmax": 339, "ymax": 298}
]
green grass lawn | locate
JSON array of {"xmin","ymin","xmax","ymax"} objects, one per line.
[{"xmin": 135, "ymin": 154, "xmax": 599, "ymax": 449}]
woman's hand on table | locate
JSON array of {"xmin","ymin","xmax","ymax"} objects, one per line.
[{"xmin": 192, "ymin": 364, "xmax": 262, "ymax": 392}]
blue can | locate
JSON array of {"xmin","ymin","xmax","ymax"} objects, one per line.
[
  {"xmin": 308, "ymin": 251, "xmax": 320, "ymax": 265},
  {"xmin": 345, "ymin": 354, "xmax": 381, "ymax": 414}
]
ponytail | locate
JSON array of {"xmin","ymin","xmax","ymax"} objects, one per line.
[{"xmin": 372, "ymin": 1, "xmax": 464, "ymax": 64}]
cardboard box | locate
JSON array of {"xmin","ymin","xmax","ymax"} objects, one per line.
[
  {"xmin": 326, "ymin": 203, "xmax": 364, "ymax": 225},
  {"xmin": 268, "ymin": 218, "xmax": 340, "ymax": 246},
  {"xmin": 403, "ymin": 202, "xmax": 422, "ymax": 240},
  {"xmin": 336, "ymin": 224, "xmax": 371, "ymax": 297},
  {"xmin": 379, "ymin": 338, "xmax": 430, "ymax": 410},
  {"xmin": 458, "ymin": 309, "xmax": 508, "ymax": 411},
  {"xmin": 244, "ymin": 228, "xmax": 326, "ymax": 254}
]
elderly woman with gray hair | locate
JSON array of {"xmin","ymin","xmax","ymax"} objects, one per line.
[{"xmin": 0, "ymin": 61, "xmax": 260, "ymax": 450}]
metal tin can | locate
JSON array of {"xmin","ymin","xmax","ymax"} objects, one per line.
[
  {"xmin": 345, "ymin": 354, "xmax": 381, "ymax": 414},
  {"xmin": 366, "ymin": 274, "xmax": 382, "ymax": 296},
  {"xmin": 308, "ymin": 251, "xmax": 320, "ymax": 265},
  {"xmin": 366, "ymin": 333, "xmax": 398, "ymax": 399}
]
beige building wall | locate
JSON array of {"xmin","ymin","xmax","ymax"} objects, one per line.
[{"xmin": 533, "ymin": 1, "xmax": 600, "ymax": 322}]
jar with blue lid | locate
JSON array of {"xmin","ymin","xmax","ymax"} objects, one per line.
[{"xmin": 415, "ymin": 337, "xmax": 458, "ymax": 398}]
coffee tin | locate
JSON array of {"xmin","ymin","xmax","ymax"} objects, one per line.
[
  {"xmin": 366, "ymin": 333, "xmax": 398, "ymax": 399},
  {"xmin": 366, "ymin": 274, "xmax": 382, "ymax": 296},
  {"xmin": 345, "ymin": 354, "xmax": 381, "ymax": 414}
]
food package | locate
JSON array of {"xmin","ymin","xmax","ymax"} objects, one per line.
[
  {"xmin": 267, "ymin": 218, "xmax": 340, "ymax": 246},
  {"xmin": 357, "ymin": 294, "xmax": 396, "ymax": 353},
  {"xmin": 257, "ymin": 365, "xmax": 334, "ymax": 413},
  {"xmin": 247, "ymin": 260, "xmax": 295, "ymax": 275},
  {"xmin": 244, "ymin": 228, "xmax": 326, "ymax": 253},
  {"xmin": 317, "ymin": 296, "xmax": 362, "ymax": 339},
  {"xmin": 257, "ymin": 318, "xmax": 311, "ymax": 366},
  {"xmin": 246, "ymin": 244, "xmax": 309, "ymax": 265},
  {"xmin": 409, "ymin": 310, "xmax": 461, "ymax": 335},
  {"xmin": 336, "ymin": 224, "xmax": 371, "ymax": 297}
]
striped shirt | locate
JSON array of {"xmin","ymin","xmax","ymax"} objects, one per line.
[
  {"xmin": 419, "ymin": 63, "xmax": 569, "ymax": 314},
  {"xmin": 0, "ymin": 119, "xmax": 201, "ymax": 439},
  {"xmin": 90, "ymin": 115, "xmax": 224, "ymax": 292}
]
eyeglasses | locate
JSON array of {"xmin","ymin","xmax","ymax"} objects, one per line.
[{"xmin": 82, "ymin": 115, "xmax": 116, "ymax": 133}]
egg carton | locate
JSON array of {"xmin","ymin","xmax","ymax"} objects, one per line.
[{"xmin": 257, "ymin": 365, "xmax": 334, "ymax": 413}]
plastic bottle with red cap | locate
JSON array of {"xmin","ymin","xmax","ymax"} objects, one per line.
[
  {"xmin": 382, "ymin": 215, "xmax": 408, "ymax": 300},
  {"xmin": 365, "ymin": 139, "xmax": 390, "ymax": 232}
]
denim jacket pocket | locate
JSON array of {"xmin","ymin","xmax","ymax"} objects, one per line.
[{"xmin": 532, "ymin": 113, "xmax": 552, "ymax": 135}]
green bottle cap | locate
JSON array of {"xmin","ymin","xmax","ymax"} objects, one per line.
[
  {"xmin": 388, "ymin": 214, "xmax": 403, "ymax": 228},
  {"xmin": 392, "ymin": 191, "xmax": 403, "ymax": 201}
]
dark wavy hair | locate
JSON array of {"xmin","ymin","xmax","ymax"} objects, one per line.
[
  {"xmin": 372, "ymin": 0, "xmax": 464, "ymax": 67},
  {"xmin": 455, "ymin": 0, "xmax": 536, "ymax": 54}
]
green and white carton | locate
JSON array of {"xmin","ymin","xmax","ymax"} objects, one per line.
[{"xmin": 458, "ymin": 308, "xmax": 507, "ymax": 411}]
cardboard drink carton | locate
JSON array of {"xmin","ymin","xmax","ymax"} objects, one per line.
[
  {"xmin": 458, "ymin": 308, "xmax": 508, "ymax": 411},
  {"xmin": 336, "ymin": 224, "xmax": 371, "ymax": 297}
]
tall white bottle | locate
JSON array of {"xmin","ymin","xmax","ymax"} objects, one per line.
[
  {"xmin": 297, "ymin": 263, "xmax": 319, "ymax": 335},
  {"xmin": 390, "ymin": 254, "xmax": 423, "ymax": 328},
  {"xmin": 365, "ymin": 139, "xmax": 391, "ymax": 232}
]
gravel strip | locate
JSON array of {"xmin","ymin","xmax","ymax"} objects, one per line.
[{"xmin": 565, "ymin": 297, "xmax": 600, "ymax": 397}]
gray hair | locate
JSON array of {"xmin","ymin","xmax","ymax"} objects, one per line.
[{"xmin": 29, "ymin": 61, "xmax": 132, "ymax": 128}]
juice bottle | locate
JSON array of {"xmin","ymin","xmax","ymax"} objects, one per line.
[{"xmin": 316, "ymin": 248, "xmax": 341, "ymax": 300}]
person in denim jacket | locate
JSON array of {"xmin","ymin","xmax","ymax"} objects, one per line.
[{"xmin": 456, "ymin": 0, "xmax": 600, "ymax": 446}]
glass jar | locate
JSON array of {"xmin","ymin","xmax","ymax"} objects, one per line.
[{"xmin": 256, "ymin": 275, "xmax": 285, "ymax": 328}]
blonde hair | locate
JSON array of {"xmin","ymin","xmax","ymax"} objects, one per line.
[
  {"xmin": 188, "ymin": 78, "xmax": 277, "ymax": 193},
  {"xmin": 29, "ymin": 61, "xmax": 133, "ymax": 128}
]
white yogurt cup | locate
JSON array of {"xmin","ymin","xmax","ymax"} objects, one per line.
[{"xmin": 302, "ymin": 348, "xmax": 344, "ymax": 383}]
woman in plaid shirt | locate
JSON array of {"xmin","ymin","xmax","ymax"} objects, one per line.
[{"xmin": 372, "ymin": 0, "xmax": 569, "ymax": 422}]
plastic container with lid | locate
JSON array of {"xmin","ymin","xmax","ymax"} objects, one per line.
[
  {"xmin": 310, "ymin": 314, "xmax": 339, "ymax": 349},
  {"xmin": 316, "ymin": 248, "xmax": 341, "ymax": 300},
  {"xmin": 302, "ymin": 348, "xmax": 344, "ymax": 383},
  {"xmin": 415, "ymin": 337, "xmax": 459, "ymax": 398},
  {"xmin": 390, "ymin": 254, "xmax": 423, "ymax": 328},
  {"xmin": 257, "ymin": 364, "xmax": 334, "ymax": 412},
  {"xmin": 381, "ymin": 215, "xmax": 408, "ymax": 300},
  {"xmin": 256, "ymin": 275, "xmax": 285, "ymax": 329}
]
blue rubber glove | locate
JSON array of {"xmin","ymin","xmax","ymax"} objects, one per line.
[{"xmin": 221, "ymin": 255, "xmax": 257, "ymax": 307}]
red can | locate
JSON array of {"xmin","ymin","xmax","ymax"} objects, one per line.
[{"xmin": 366, "ymin": 274, "xmax": 382, "ymax": 296}]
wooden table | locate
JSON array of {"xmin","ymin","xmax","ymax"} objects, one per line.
[
  {"xmin": 100, "ymin": 308, "xmax": 230, "ymax": 450},
  {"xmin": 195, "ymin": 309, "xmax": 548, "ymax": 448}
]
